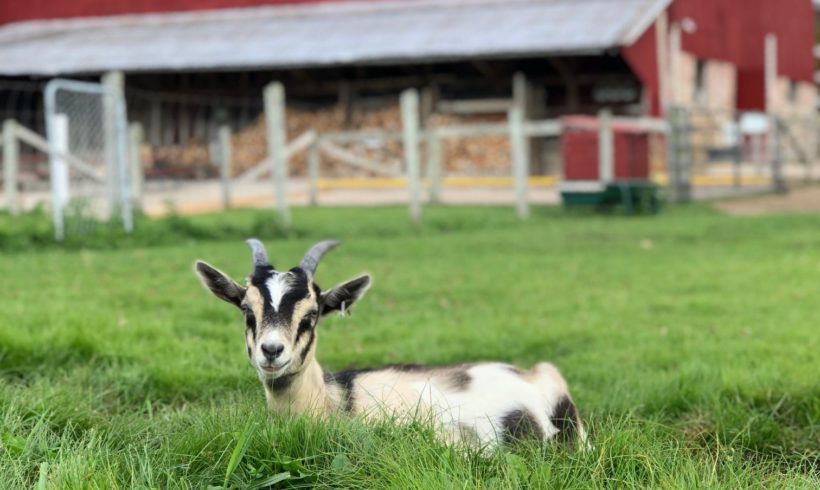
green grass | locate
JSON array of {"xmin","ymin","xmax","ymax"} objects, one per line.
[{"xmin": 0, "ymin": 204, "xmax": 818, "ymax": 488}]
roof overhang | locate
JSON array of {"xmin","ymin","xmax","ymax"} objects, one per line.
[{"xmin": 0, "ymin": 0, "xmax": 670, "ymax": 76}]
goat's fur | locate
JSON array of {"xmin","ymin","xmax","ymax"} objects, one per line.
[{"xmin": 195, "ymin": 239, "xmax": 587, "ymax": 450}]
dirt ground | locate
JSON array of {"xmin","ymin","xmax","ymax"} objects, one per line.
[{"xmin": 713, "ymin": 185, "xmax": 820, "ymax": 216}]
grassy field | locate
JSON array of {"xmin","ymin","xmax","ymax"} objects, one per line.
[{"xmin": 0, "ymin": 204, "xmax": 818, "ymax": 488}]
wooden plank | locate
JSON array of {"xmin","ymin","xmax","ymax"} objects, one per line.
[
  {"xmin": 436, "ymin": 98, "xmax": 512, "ymax": 115},
  {"xmin": 322, "ymin": 129, "xmax": 403, "ymax": 144},
  {"xmin": 526, "ymin": 120, "xmax": 562, "ymax": 137},
  {"xmin": 237, "ymin": 129, "xmax": 316, "ymax": 182},
  {"xmin": 14, "ymin": 123, "xmax": 106, "ymax": 182},
  {"xmin": 433, "ymin": 123, "xmax": 509, "ymax": 139},
  {"xmin": 318, "ymin": 140, "xmax": 402, "ymax": 177}
]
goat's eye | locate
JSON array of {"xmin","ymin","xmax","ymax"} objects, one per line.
[{"xmin": 241, "ymin": 306, "xmax": 256, "ymax": 327}]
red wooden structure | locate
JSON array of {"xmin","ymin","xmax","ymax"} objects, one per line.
[{"xmin": 561, "ymin": 116, "xmax": 650, "ymax": 182}]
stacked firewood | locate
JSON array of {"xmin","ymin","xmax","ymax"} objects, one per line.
[{"xmin": 147, "ymin": 105, "xmax": 514, "ymax": 179}]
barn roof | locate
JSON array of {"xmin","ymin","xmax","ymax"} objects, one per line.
[{"xmin": 0, "ymin": 0, "xmax": 671, "ymax": 76}]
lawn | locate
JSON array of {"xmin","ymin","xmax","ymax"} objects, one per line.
[{"xmin": 0, "ymin": 204, "xmax": 818, "ymax": 488}]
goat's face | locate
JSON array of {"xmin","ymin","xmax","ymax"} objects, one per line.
[{"xmin": 195, "ymin": 240, "xmax": 370, "ymax": 381}]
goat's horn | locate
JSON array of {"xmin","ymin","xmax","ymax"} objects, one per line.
[
  {"xmin": 246, "ymin": 238, "xmax": 271, "ymax": 268},
  {"xmin": 299, "ymin": 240, "xmax": 340, "ymax": 276}
]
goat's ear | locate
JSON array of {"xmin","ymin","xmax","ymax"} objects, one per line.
[
  {"xmin": 194, "ymin": 261, "xmax": 246, "ymax": 308},
  {"xmin": 320, "ymin": 274, "xmax": 371, "ymax": 316}
]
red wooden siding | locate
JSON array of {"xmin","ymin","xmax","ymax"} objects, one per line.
[{"xmin": 622, "ymin": 0, "xmax": 815, "ymax": 114}]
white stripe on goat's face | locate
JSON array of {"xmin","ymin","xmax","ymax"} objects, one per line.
[{"xmin": 242, "ymin": 266, "xmax": 320, "ymax": 382}]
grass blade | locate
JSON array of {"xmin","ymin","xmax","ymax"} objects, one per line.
[{"xmin": 224, "ymin": 418, "xmax": 257, "ymax": 488}]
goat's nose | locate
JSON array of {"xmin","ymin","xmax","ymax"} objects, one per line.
[{"xmin": 260, "ymin": 342, "xmax": 285, "ymax": 361}]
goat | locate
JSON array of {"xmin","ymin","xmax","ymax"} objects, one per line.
[{"xmin": 195, "ymin": 239, "xmax": 587, "ymax": 450}]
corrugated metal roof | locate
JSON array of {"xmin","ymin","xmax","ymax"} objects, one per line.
[{"xmin": 0, "ymin": 0, "xmax": 670, "ymax": 76}]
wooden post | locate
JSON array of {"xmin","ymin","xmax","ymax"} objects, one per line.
[
  {"xmin": 765, "ymin": 34, "xmax": 786, "ymax": 192},
  {"xmin": 264, "ymin": 82, "xmax": 290, "ymax": 225},
  {"xmin": 128, "ymin": 122, "xmax": 144, "ymax": 208},
  {"xmin": 308, "ymin": 139, "xmax": 320, "ymax": 206},
  {"xmin": 598, "ymin": 108, "xmax": 614, "ymax": 182},
  {"xmin": 655, "ymin": 12, "xmax": 669, "ymax": 114},
  {"xmin": 509, "ymin": 106, "xmax": 529, "ymax": 219},
  {"xmin": 669, "ymin": 23, "xmax": 682, "ymax": 107},
  {"xmin": 771, "ymin": 119, "xmax": 786, "ymax": 192},
  {"xmin": 102, "ymin": 71, "xmax": 125, "ymax": 215},
  {"xmin": 426, "ymin": 129, "xmax": 441, "ymax": 203},
  {"xmin": 512, "ymin": 72, "xmax": 531, "ymax": 164},
  {"xmin": 3, "ymin": 120, "xmax": 19, "ymax": 215},
  {"xmin": 218, "ymin": 125, "xmax": 232, "ymax": 209},
  {"xmin": 401, "ymin": 88, "xmax": 422, "ymax": 223}
]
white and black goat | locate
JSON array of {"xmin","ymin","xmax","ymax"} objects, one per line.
[{"xmin": 195, "ymin": 239, "xmax": 587, "ymax": 450}]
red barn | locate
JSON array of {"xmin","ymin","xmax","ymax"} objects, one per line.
[{"xmin": 0, "ymin": 0, "xmax": 815, "ymax": 156}]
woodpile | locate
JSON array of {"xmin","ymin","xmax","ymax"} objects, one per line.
[{"xmin": 146, "ymin": 104, "xmax": 515, "ymax": 179}]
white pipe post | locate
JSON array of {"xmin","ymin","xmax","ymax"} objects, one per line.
[
  {"xmin": 426, "ymin": 129, "xmax": 442, "ymax": 203},
  {"xmin": 128, "ymin": 122, "xmax": 144, "ymax": 209},
  {"xmin": 264, "ymin": 82, "xmax": 290, "ymax": 226},
  {"xmin": 218, "ymin": 125, "xmax": 232, "ymax": 210},
  {"xmin": 509, "ymin": 106, "xmax": 529, "ymax": 219},
  {"xmin": 52, "ymin": 114, "xmax": 70, "ymax": 240},
  {"xmin": 3, "ymin": 119, "xmax": 19, "ymax": 215},
  {"xmin": 308, "ymin": 139, "xmax": 320, "ymax": 206},
  {"xmin": 401, "ymin": 88, "xmax": 422, "ymax": 223},
  {"xmin": 598, "ymin": 108, "xmax": 614, "ymax": 182}
]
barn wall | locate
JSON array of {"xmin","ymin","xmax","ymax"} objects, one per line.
[
  {"xmin": 622, "ymin": 0, "xmax": 815, "ymax": 114},
  {"xmin": 668, "ymin": 0, "xmax": 815, "ymax": 109},
  {"xmin": 621, "ymin": 22, "xmax": 661, "ymax": 116}
]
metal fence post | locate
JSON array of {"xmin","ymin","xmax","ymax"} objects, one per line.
[
  {"xmin": 308, "ymin": 139, "xmax": 320, "ymax": 206},
  {"xmin": 218, "ymin": 125, "xmax": 232, "ymax": 210},
  {"xmin": 264, "ymin": 82, "xmax": 290, "ymax": 225},
  {"xmin": 509, "ymin": 105, "xmax": 529, "ymax": 219},
  {"xmin": 128, "ymin": 122, "xmax": 144, "ymax": 209},
  {"xmin": 52, "ymin": 114, "xmax": 70, "ymax": 240},
  {"xmin": 401, "ymin": 88, "xmax": 422, "ymax": 223},
  {"xmin": 666, "ymin": 106, "xmax": 692, "ymax": 202},
  {"xmin": 2, "ymin": 119, "xmax": 19, "ymax": 215},
  {"xmin": 426, "ymin": 129, "xmax": 441, "ymax": 203}
]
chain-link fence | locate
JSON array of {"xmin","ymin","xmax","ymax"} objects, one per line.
[
  {"xmin": 665, "ymin": 106, "xmax": 818, "ymax": 202},
  {"xmin": 44, "ymin": 78, "xmax": 132, "ymax": 239}
]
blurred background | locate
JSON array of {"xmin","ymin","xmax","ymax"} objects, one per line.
[
  {"xmin": 0, "ymin": 0, "xmax": 818, "ymax": 236},
  {"xmin": 2, "ymin": 3, "xmax": 819, "ymax": 487}
]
